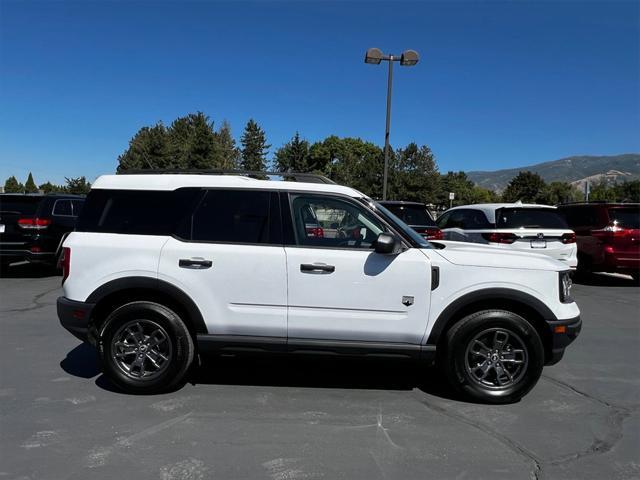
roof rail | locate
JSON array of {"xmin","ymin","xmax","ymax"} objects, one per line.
[{"xmin": 118, "ymin": 169, "xmax": 336, "ymax": 185}]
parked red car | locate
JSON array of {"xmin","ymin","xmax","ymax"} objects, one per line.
[{"xmin": 557, "ymin": 203, "xmax": 639, "ymax": 280}]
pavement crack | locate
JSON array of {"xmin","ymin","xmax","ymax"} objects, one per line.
[
  {"xmin": 413, "ymin": 392, "xmax": 543, "ymax": 480},
  {"xmin": 1, "ymin": 285, "xmax": 60, "ymax": 313},
  {"xmin": 542, "ymin": 375, "xmax": 617, "ymax": 409}
]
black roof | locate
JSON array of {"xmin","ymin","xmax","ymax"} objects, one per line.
[{"xmin": 557, "ymin": 202, "xmax": 639, "ymax": 207}]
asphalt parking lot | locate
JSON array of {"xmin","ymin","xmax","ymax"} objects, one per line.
[{"xmin": 0, "ymin": 265, "xmax": 638, "ymax": 480}]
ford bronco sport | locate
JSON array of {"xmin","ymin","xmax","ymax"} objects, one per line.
[{"xmin": 57, "ymin": 171, "xmax": 581, "ymax": 403}]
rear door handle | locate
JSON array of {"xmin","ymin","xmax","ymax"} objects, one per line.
[
  {"xmin": 179, "ymin": 258, "xmax": 212, "ymax": 269},
  {"xmin": 300, "ymin": 263, "xmax": 335, "ymax": 274}
]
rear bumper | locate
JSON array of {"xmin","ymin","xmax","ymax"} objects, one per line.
[
  {"xmin": 0, "ymin": 249, "xmax": 55, "ymax": 264},
  {"xmin": 545, "ymin": 315, "xmax": 582, "ymax": 365},
  {"xmin": 57, "ymin": 296, "xmax": 95, "ymax": 343}
]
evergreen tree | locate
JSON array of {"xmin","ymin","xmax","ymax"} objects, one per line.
[
  {"xmin": 388, "ymin": 143, "xmax": 440, "ymax": 203},
  {"xmin": 65, "ymin": 176, "xmax": 91, "ymax": 195},
  {"xmin": 117, "ymin": 123, "xmax": 170, "ymax": 172},
  {"xmin": 4, "ymin": 176, "xmax": 23, "ymax": 193},
  {"xmin": 215, "ymin": 121, "xmax": 241, "ymax": 169},
  {"xmin": 275, "ymin": 132, "xmax": 310, "ymax": 172},
  {"xmin": 24, "ymin": 172, "xmax": 38, "ymax": 193},
  {"xmin": 240, "ymin": 119, "xmax": 270, "ymax": 171},
  {"xmin": 501, "ymin": 171, "xmax": 547, "ymax": 203},
  {"xmin": 39, "ymin": 182, "xmax": 64, "ymax": 194}
]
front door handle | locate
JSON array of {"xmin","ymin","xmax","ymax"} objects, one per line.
[
  {"xmin": 179, "ymin": 258, "xmax": 212, "ymax": 269},
  {"xmin": 300, "ymin": 263, "xmax": 335, "ymax": 274}
]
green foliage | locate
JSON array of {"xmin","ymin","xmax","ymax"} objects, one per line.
[
  {"xmin": 589, "ymin": 179, "xmax": 640, "ymax": 203},
  {"xmin": 541, "ymin": 181, "xmax": 582, "ymax": 204},
  {"xmin": 215, "ymin": 121, "xmax": 240, "ymax": 169},
  {"xmin": 65, "ymin": 176, "xmax": 91, "ymax": 195},
  {"xmin": 24, "ymin": 172, "xmax": 38, "ymax": 193},
  {"xmin": 240, "ymin": 119, "xmax": 270, "ymax": 171},
  {"xmin": 388, "ymin": 143, "xmax": 440, "ymax": 204},
  {"xmin": 501, "ymin": 171, "xmax": 547, "ymax": 203},
  {"xmin": 38, "ymin": 182, "xmax": 65, "ymax": 194},
  {"xmin": 4, "ymin": 176, "xmax": 24, "ymax": 193},
  {"xmin": 275, "ymin": 132, "xmax": 310, "ymax": 172},
  {"xmin": 117, "ymin": 122, "xmax": 171, "ymax": 171}
]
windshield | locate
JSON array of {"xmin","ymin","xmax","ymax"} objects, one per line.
[
  {"xmin": 609, "ymin": 207, "xmax": 640, "ymax": 229},
  {"xmin": 383, "ymin": 204, "xmax": 436, "ymax": 226},
  {"xmin": 0, "ymin": 195, "xmax": 41, "ymax": 215},
  {"xmin": 370, "ymin": 201, "xmax": 431, "ymax": 248},
  {"xmin": 496, "ymin": 208, "xmax": 568, "ymax": 229}
]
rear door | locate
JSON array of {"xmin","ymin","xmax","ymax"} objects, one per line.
[
  {"xmin": 158, "ymin": 189, "xmax": 288, "ymax": 339},
  {"xmin": 284, "ymin": 193, "xmax": 431, "ymax": 344}
]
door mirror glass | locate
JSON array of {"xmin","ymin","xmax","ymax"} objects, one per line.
[{"xmin": 374, "ymin": 232, "xmax": 399, "ymax": 255}]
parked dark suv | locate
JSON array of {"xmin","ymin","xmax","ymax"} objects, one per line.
[
  {"xmin": 557, "ymin": 203, "xmax": 640, "ymax": 280},
  {"xmin": 0, "ymin": 193, "xmax": 85, "ymax": 268},
  {"xmin": 378, "ymin": 201, "xmax": 443, "ymax": 240}
]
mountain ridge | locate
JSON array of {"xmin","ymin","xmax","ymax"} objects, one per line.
[{"xmin": 466, "ymin": 154, "xmax": 640, "ymax": 191}]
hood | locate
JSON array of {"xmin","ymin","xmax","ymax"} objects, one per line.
[{"xmin": 430, "ymin": 240, "xmax": 567, "ymax": 271}]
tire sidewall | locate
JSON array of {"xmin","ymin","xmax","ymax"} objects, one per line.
[
  {"xmin": 99, "ymin": 301, "xmax": 194, "ymax": 394},
  {"xmin": 447, "ymin": 310, "xmax": 544, "ymax": 404}
]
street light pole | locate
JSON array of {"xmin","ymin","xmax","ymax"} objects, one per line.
[
  {"xmin": 364, "ymin": 48, "xmax": 419, "ymax": 201},
  {"xmin": 383, "ymin": 56, "xmax": 394, "ymax": 201}
]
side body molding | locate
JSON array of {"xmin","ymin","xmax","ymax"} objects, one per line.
[
  {"xmin": 86, "ymin": 276, "xmax": 208, "ymax": 334},
  {"xmin": 426, "ymin": 288, "xmax": 557, "ymax": 345}
]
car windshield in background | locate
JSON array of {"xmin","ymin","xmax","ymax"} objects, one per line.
[
  {"xmin": 372, "ymin": 202, "xmax": 431, "ymax": 248},
  {"xmin": 609, "ymin": 208, "xmax": 640, "ymax": 229},
  {"xmin": 496, "ymin": 208, "xmax": 568, "ymax": 229},
  {"xmin": 0, "ymin": 196, "xmax": 41, "ymax": 215},
  {"xmin": 384, "ymin": 204, "xmax": 436, "ymax": 226}
]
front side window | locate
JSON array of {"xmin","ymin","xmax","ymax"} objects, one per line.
[
  {"xmin": 191, "ymin": 190, "xmax": 273, "ymax": 244},
  {"xmin": 291, "ymin": 195, "xmax": 385, "ymax": 249}
]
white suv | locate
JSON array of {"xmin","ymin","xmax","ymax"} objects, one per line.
[
  {"xmin": 57, "ymin": 173, "xmax": 581, "ymax": 403},
  {"xmin": 436, "ymin": 203, "xmax": 578, "ymax": 269}
]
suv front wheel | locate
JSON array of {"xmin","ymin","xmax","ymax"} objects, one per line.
[
  {"xmin": 99, "ymin": 301, "xmax": 195, "ymax": 394},
  {"xmin": 442, "ymin": 310, "xmax": 544, "ymax": 404}
]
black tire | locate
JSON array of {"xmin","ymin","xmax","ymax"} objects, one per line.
[
  {"xmin": 99, "ymin": 301, "xmax": 195, "ymax": 394},
  {"xmin": 440, "ymin": 310, "xmax": 544, "ymax": 404}
]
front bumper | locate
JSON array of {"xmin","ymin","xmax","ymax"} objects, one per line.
[
  {"xmin": 57, "ymin": 296, "xmax": 96, "ymax": 343},
  {"xmin": 545, "ymin": 315, "xmax": 582, "ymax": 365}
]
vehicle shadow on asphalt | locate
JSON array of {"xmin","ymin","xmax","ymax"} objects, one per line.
[
  {"xmin": 0, "ymin": 262, "xmax": 59, "ymax": 279},
  {"xmin": 60, "ymin": 343, "xmax": 462, "ymax": 402},
  {"xmin": 572, "ymin": 272, "xmax": 638, "ymax": 287}
]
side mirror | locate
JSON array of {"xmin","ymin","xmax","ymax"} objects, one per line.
[{"xmin": 374, "ymin": 232, "xmax": 399, "ymax": 255}]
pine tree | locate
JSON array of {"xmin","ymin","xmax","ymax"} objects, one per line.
[
  {"xmin": 4, "ymin": 176, "xmax": 24, "ymax": 193},
  {"xmin": 39, "ymin": 182, "xmax": 64, "ymax": 194},
  {"xmin": 65, "ymin": 177, "xmax": 91, "ymax": 195},
  {"xmin": 215, "ymin": 121, "xmax": 240, "ymax": 169},
  {"xmin": 240, "ymin": 119, "xmax": 270, "ymax": 171},
  {"xmin": 275, "ymin": 132, "xmax": 310, "ymax": 172},
  {"xmin": 24, "ymin": 172, "xmax": 38, "ymax": 193},
  {"xmin": 117, "ymin": 123, "xmax": 170, "ymax": 172}
]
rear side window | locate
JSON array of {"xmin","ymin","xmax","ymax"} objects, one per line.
[
  {"xmin": 53, "ymin": 199, "xmax": 73, "ymax": 216},
  {"xmin": 190, "ymin": 190, "xmax": 278, "ymax": 244},
  {"xmin": 77, "ymin": 189, "xmax": 201, "ymax": 235},
  {"xmin": 609, "ymin": 208, "xmax": 640, "ymax": 229},
  {"xmin": 496, "ymin": 208, "xmax": 568, "ymax": 229},
  {"xmin": 71, "ymin": 200, "xmax": 84, "ymax": 216},
  {"xmin": 0, "ymin": 196, "xmax": 41, "ymax": 215}
]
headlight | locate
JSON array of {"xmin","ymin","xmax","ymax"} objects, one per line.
[{"xmin": 559, "ymin": 271, "xmax": 573, "ymax": 303}]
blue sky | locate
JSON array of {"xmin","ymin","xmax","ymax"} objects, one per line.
[{"xmin": 1, "ymin": 0, "xmax": 638, "ymax": 185}]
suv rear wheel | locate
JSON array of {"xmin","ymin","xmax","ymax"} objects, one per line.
[
  {"xmin": 441, "ymin": 310, "xmax": 544, "ymax": 404},
  {"xmin": 100, "ymin": 301, "xmax": 195, "ymax": 394}
]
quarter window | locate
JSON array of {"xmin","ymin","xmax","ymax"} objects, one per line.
[
  {"xmin": 53, "ymin": 200, "xmax": 72, "ymax": 216},
  {"xmin": 290, "ymin": 195, "xmax": 386, "ymax": 249}
]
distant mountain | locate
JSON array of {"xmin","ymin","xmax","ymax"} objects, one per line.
[{"xmin": 467, "ymin": 154, "xmax": 640, "ymax": 192}]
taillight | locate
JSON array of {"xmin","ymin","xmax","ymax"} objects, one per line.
[
  {"xmin": 482, "ymin": 232, "xmax": 518, "ymax": 244},
  {"xmin": 61, "ymin": 247, "xmax": 70, "ymax": 284},
  {"xmin": 306, "ymin": 227, "xmax": 324, "ymax": 238},
  {"xmin": 420, "ymin": 228, "xmax": 444, "ymax": 241},
  {"xmin": 561, "ymin": 233, "xmax": 576, "ymax": 244},
  {"xmin": 18, "ymin": 217, "xmax": 52, "ymax": 230},
  {"xmin": 591, "ymin": 224, "xmax": 631, "ymax": 240}
]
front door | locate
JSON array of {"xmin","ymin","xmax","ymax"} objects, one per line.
[{"xmin": 284, "ymin": 193, "xmax": 431, "ymax": 344}]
